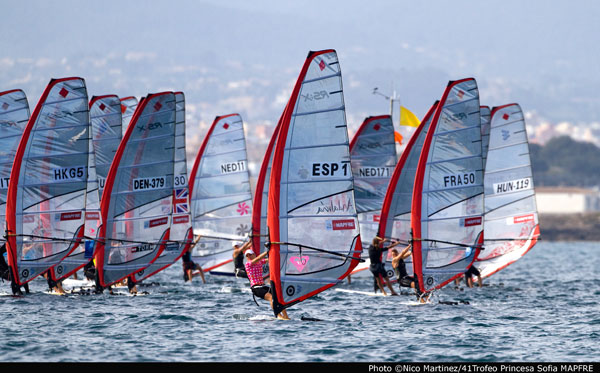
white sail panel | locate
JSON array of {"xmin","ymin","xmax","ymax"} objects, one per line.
[
  {"xmin": 134, "ymin": 91, "xmax": 192, "ymax": 282},
  {"xmin": 268, "ymin": 50, "xmax": 361, "ymax": 314},
  {"xmin": 95, "ymin": 92, "xmax": 176, "ymax": 287},
  {"xmin": 120, "ymin": 96, "xmax": 138, "ymax": 136},
  {"xmin": 412, "ymin": 78, "xmax": 484, "ymax": 293},
  {"xmin": 480, "ymin": 106, "xmax": 491, "ymax": 169},
  {"xmin": 476, "ymin": 103, "xmax": 539, "ymax": 278},
  {"xmin": 6, "ymin": 78, "xmax": 90, "ymax": 285},
  {"xmin": 189, "ymin": 114, "xmax": 252, "ymax": 272},
  {"xmin": 350, "ymin": 115, "xmax": 397, "ymax": 244},
  {"xmin": 0, "ymin": 90, "xmax": 30, "ymax": 243}
]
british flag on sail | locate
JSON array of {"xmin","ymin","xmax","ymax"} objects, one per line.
[{"xmin": 173, "ymin": 188, "xmax": 189, "ymax": 214}]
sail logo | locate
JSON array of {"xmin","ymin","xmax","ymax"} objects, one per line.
[
  {"xmin": 173, "ymin": 215, "xmax": 190, "ymax": 224},
  {"xmin": 53, "ymin": 166, "xmax": 85, "ymax": 182},
  {"xmin": 85, "ymin": 211, "xmax": 100, "ymax": 220},
  {"xmin": 220, "ymin": 160, "xmax": 246, "ymax": 174},
  {"xmin": 493, "ymin": 178, "xmax": 532, "ymax": 194},
  {"xmin": 0, "ymin": 177, "xmax": 9, "ymax": 189},
  {"xmin": 357, "ymin": 167, "xmax": 392, "ymax": 178},
  {"xmin": 318, "ymin": 59, "xmax": 326, "ymax": 71},
  {"xmin": 144, "ymin": 217, "xmax": 168, "ymax": 228},
  {"xmin": 133, "ymin": 176, "xmax": 167, "ymax": 191},
  {"xmin": 316, "ymin": 199, "xmax": 353, "ymax": 215},
  {"xmin": 311, "ymin": 162, "xmax": 349, "ymax": 177},
  {"xmin": 173, "ymin": 188, "xmax": 189, "ymax": 214},
  {"xmin": 507, "ymin": 213, "xmax": 535, "ymax": 225},
  {"xmin": 442, "ymin": 172, "xmax": 476, "ymax": 188},
  {"xmin": 137, "ymin": 121, "xmax": 163, "ymax": 132},
  {"xmin": 237, "ymin": 202, "xmax": 250, "ymax": 215},
  {"xmin": 502, "ymin": 129, "xmax": 510, "ymax": 141},
  {"xmin": 1, "ymin": 102, "xmax": 8, "ymax": 110},
  {"xmin": 290, "ymin": 256, "xmax": 309, "ymax": 272},
  {"xmin": 461, "ymin": 216, "xmax": 482, "ymax": 227},
  {"xmin": 326, "ymin": 219, "xmax": 356, "ymax": 231},
  {"xmin": 357, "ymin": 142, "xmax": 382, "ymax": 150},
  {"xmin": 59, "ymin": 211, "xmax": 82, "ymax": 221},
  {"xmin": 301, "ymin": 91, "xmax": 329, "ymax": 102}
]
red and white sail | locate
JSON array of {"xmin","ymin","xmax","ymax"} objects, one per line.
[
  {"xmin": 189, "ymin": 114, "xmax": 252, "ymax": 273},
  {"xmin": 411, "ymin": 78, "xmax": 484, "ymax": 294},
  {"xmin": 376, "ymin": 102, "xmax": 439, "ymax": 278},
  {"xmin": 6, "ymin": 78, "xmax": 90, "ymax": 285},
  {"xmin": 350, "ymin": 115, "xmax": 397, "ymax": 245},
  {"xmin": 94, "ymin": 92, "xmax": 176, "ymax": 287},
  {"xmin": 0, "ymin": 89, "xmax": 30, "ymax": 244},
  {"xmin": 268, "ymin": 50, "xmax": 362, "ymax": 314},
  {"xmin": 476, "ymin": 103, "xmax": 539, "ymax": 278},
  {"xmin": 134, "ymin": 92, "xmax": 192, "ymax": 282}
]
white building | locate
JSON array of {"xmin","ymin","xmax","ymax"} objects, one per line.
[{"xmin": 535, "ymin": 187, "xmax": 600, "ymax": 214}]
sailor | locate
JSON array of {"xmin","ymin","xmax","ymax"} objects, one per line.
[
  {"xmin": 182, "ymin": 237, "xmax": 205, "ymax": 283},
  {"xmin": 244, "ymin": 248, "xmax": 288, "ymax": 320},
  {"xmin": 0, "ymin": 244, "xmax": 28, "ymax": 294},
  {"xmin": 464, "ymin": 264, "xmax": 482, "ymax": 288},
  {"xmin": 232, "ymin": 241, "xmax": 249, "ymax": 279},
  {"xmin": 42, "ymin": 270, "xmax": 65, "ymax": 294},
  {"xmin": 368, "ymin": 236, "xmax": 398, "ymax": 296},
  {"xmin": 391, "ymin": 243, "xmax": 416, "ymax": 290}
]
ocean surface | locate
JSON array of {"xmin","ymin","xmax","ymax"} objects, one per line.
[{"xmin": 0, "ymin": 241, "xmax": 598, "ymax": 363}]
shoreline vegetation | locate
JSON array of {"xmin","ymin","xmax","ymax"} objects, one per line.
[{"xmin": 538, "ymin": 213, "xmax": 600, "ymax": 241}]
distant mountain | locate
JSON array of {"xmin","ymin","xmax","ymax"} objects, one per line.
[{"xmin": 531, "ymin": 136, "xmax": 600, "ymax": 187}]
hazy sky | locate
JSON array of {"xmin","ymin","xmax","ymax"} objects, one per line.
[{"xmin": 1, "ymin": 0, "xmax": 599, "ymax": 127}]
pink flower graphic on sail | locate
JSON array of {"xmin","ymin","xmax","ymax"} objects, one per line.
[{"xmin": 237, "ymin": 202, "xmax": 250, "ymax": 215}]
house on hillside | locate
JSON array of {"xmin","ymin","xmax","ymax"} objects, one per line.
[{"xmin": 535, "ymin": 187, "xmax": 600, "ymax": 214}]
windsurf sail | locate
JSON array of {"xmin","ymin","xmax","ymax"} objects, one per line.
[
  {"xmin": 189, "ymin": 114, "xmax": 252, "ymax": 272},
  {"xmin": 94, "ymin": 92, "xmax": 176, "ymax": 288},
  {"xmin": 475, "ymin": 103, "xmax": 539, "ymax": 278},
  {"xmin": 0, "ymin": 90, "xmax": 30, "ymax": 244},
  {"xmin": 133, "ymin": 91, "xmax": 192, "ymax": 282},
  {"xmin": 267, "ymin": 49, "xmax": 362, "ymax": 315},
  {"xmin": 120, "ymin": 96, "xmax": 138, "ymax": 136},
  {"xmin": 350, "ymin": 115, "xmax": 397, "ymax": 245},
  {"xmin": 251, "ymin": 120, "xmax": 282, "ymax": 256},
  {"xmin": 376, "ymin": 102, "xmax": 439, "ymax": 278},
  {"xmin": 6, "ymin": 77, "xmax": 90, "ymax": 286},
  {"xmin": 480, "ymin": 106, "xmax": 491, "ymax": 169},
  {"xmin": 411, "ymin": 78, "xmax": 484, "ymax": 294}
]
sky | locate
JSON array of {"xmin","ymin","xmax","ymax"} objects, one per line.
[{"xmin": 1, "ymin": 0, "xmax": 599, "ymax": 144}]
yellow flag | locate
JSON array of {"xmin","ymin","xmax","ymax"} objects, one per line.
[{"xmin": 400, "ymin": 106, "xmax": 420, "ymax": 127}]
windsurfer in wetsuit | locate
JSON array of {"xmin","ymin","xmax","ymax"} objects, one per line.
[
  {"xmin": 0, "ymin": 243, "xmax": 30, "ymax": 295},
  {"xmin": 464, "ymin": 264, "xmax": 482, "ymax": 288},
  {"xmin": 368, "ymin": 236, "xmax": 398, "ymax": 296},
  {"xmin": 182, "ymin": 236, "xmax": 205, "ymax": 283},
  {"xmin": 391, "ymin": 243, "xmax": 416, "ymax": 291},
  {"xmin": 232, "ymin": 242, "xmax": 249, "ymax": 279},
  {"xmin": 43, "ymin": 270, "xmax": 65, "ymax": 294},
  {"xmin": 244, "ymin": 248, "xmax": 288, "ymax": 320}
]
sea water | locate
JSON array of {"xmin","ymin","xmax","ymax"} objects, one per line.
[{"xmin": 0, "ymin": 241, "xmax": 598, "ymax": 362}]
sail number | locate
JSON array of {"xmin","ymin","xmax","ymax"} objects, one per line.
[
  {"xmin": 133, "ymin": 176, "xmax": 167, "ymax": 191},
  {"xmin": 493, "ymin": 177, "xmax": 532, "ymax": 194},
  {"xmin": 220, "ymin": 161, "xmax": 246, "ymax": 174},
  {"xmin": 357, "ymin": 167, "xmax": 391, "ymax": 178},
  {"xmin": 443, "ymin": 172, "xmax": 477, "ymax": 188},
  {"xmin": 0, "ymin": 177, "xmax": 9, "ymax": 189},
  {"xmin": 53, "ymin": 166, "xmax": 85, "ymax": 181},
  {"xmin": 174, "ymin": 175, "xmax": 187, "ymax": 187},
  {"xmin": 312, "ymin": 162, "xmax": 349, "ymax": 177}
]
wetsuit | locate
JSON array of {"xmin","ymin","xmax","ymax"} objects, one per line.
[
  {"xmin": 368, "ymin": 244, "xmax": 388, "ymax": 278},
  {"xmin": 233, "ymin": 251, "xmax": 247, "ymax": 279},
  {"xmin": 394, "ymin": 258, "xmax": 415, "ymax": 288},
  {"xmin": 182, "ymin": 250, "xmax": 200, "ymax": 281},
  {"xmin": 0, "ymin": 244, "xmax": 10, "ymax": 281},
  {"xmin": 465, "ymin": 265, "xmax": 480, "ymax": 280}
]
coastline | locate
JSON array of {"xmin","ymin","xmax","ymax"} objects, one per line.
[{"xmin": 538, "ymin": 213, "xmax": 600, "ymax": 241}]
